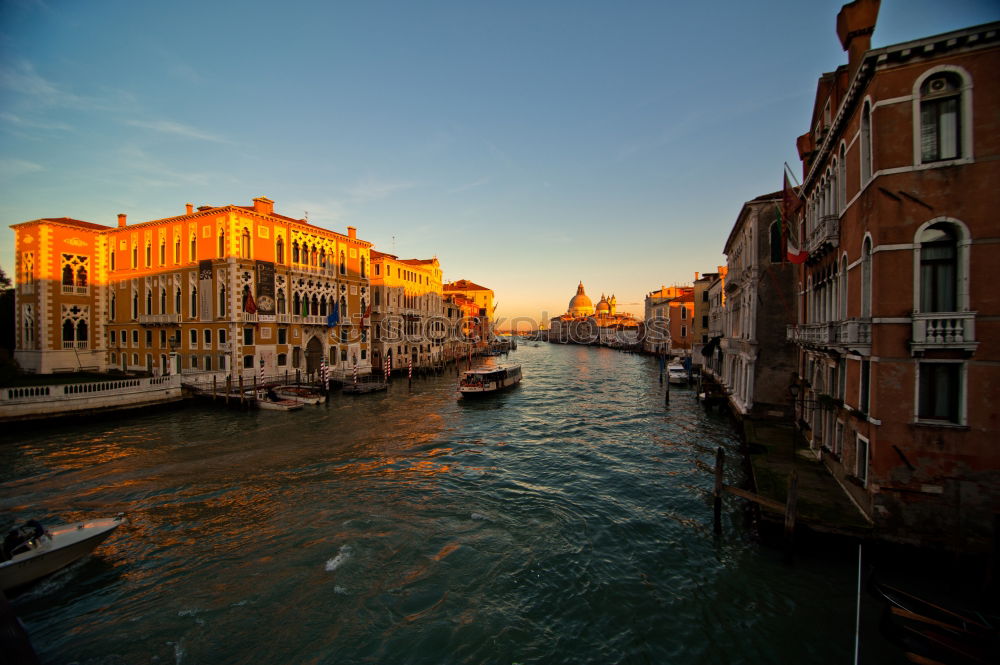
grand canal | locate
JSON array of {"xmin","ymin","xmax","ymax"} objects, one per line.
[{"xmin": 2, "ymin": 344, "xmax": 899, "ymax": 664}]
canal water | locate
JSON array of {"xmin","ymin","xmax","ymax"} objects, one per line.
[{"xmin": 2, "ymin": 344, "xmax": 899, "ymax": 664}]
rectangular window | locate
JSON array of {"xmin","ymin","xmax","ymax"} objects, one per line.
[
  {"xmin": 921, "ymin": 97, "xmax": 960, "ymax": 162},
  {"xmin": 243, "ymin": 328, "xmax": 254, "ymax": 346},
  {"xmin": 132, "ymin": 329, "xmax": 139, "ymax": 345},
  {"xmin": 219, "ymin": 329, "xmax": 227, "ymax": 344},
  {"xmin": 190, "ymin": 329, "xmax": 198, "ymax": 347},
  {"xmin": 278, "ymin": 328, "xmax": 287, "ymax": 344},
  {"xmin": 145, "ymin": 330, "xmax": 152, "ymax": 347},
  {"xmin": 243, "ymin": 355, "xmax": 254, "ymax": 369},
  {"xmin": 204, "ymin": 329, "xmax": 212, "ymax": 345},
  {"xmin": 918, "ymin": 362, "xmax": 961, "ymax": 423},
  {"xmin": 205, "ymin": 356, "xmax": 212, "ymax": 371},
  {"xmin": 121, "ymin": 330, "xmax": 127, "ymax": 345},
  {"xmin": 160, "ymin": 329, "xmax": 167, "ymax": 347},
  {"xmin": 191, "ymin": 355, "xmax": 199, "ymax": 368}
]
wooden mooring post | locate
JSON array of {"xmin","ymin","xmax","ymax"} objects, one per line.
[
  {"xmin": 225, "ymin": 375, "xmax": 231, "ymax": 406},
  {"xmin": 784, "ymin": 469, "xmax": 799, "ymax": 553},
  {"xmin": 238, "ymin": 375, "xmax": 244, "ymax": 407},
  {"xmin": 212, "ymin": 375, "xmax": 217, "ymax": 401}
]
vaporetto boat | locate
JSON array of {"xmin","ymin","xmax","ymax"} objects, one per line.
[{"xmin": 458, "ymin": 364, "xmax": 522, "ymax": 396}]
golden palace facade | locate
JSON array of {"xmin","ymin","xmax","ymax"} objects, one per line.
[{"xmin": 11, "ymin": 197, "xmax": 373, "ymax": 379}]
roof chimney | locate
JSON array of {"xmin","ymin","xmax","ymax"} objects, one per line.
[
  {"xmin": 252, "ymin": 196, "xmax": 274, "ymax": 216},
  {"xmin": 186, "ymin": 203, "xmax": 193, "ymax": 214},
  {"xmin": 117, "ymin": 213, "xmax": 127, "ymax": 227},
  {"xmin": 837, "ymin": 0, "xmax": 880, "ymax": 82},
  {"xmin": 347, "ymin": 226, "xmax": 357, "ymax": 240}
]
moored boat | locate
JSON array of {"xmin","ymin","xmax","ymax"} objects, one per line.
[
  {"xmin": 273, "ymin": 386, "xmax": 324, "ymax": 404},
  {"xmin": 667, "ymin": 364, "xmax": 689, "ymax": 385},
  {"xmin": 458, "ymin": 364, "xmax": 522, "ymax": 396},
  {"xmin": 1, "ymin": 515, "xmax": 124, "ymax": 592},
  {"xmin": 256, "ymin": 397, "xmax": 304, "ymax": 411}
]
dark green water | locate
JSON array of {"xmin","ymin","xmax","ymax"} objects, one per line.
[{"xmin": 1, "ymin": 344, "xmax": 901, "ymax": 664}]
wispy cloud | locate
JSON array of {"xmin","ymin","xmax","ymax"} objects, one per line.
[
  {"xmin": 0, "ymin": 59, "xmax": 133, "ymax": 112},
  {"xmin": 346, "ymin": 176, "xmax": 414, "ymax": 203},
  {"xmin": 0, "ymin": 112, "xmax": 71, "ymax": 131},
  {"xmin": 0, "ymin": 158, "xmax": 43, "ymax": 178},
  {"xmin": 110, "ymin": 144, "xmax": 238, "ymax": 189},
  {"xmin": 127, "ymin": 119, "xmax": 230, "ymax": 144},
  {"xmin": 448, "ymin": 177, "xmax": 490, "ymax": 194}
]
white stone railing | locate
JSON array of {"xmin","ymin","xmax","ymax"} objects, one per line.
[
  {"xmin": 807, "ymin": 214, "xmax": 839, "ymax": 254},
  {"xmin": 911, "ymin": 312, "xmax": 976, "ymax": 351},
  {"xmin": 1, "ymin": 374, "xmax": 180, "ymax": 404},
  {"xmin": 138, "ymin": 313, "xmax": 182, "ymax": 324}
]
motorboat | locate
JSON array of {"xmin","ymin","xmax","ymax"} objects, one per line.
[
  {"xmin": 667, "ymin": 364, "xmax": 689, "ymax": 385},
  {"xmin": 0, "ymin": 515, "xmax": 124, "ymax": 592},
  {"xmin": 256, "ymin": 397, "xmax": 304, "ymax": 411},
  {"xmin": 459, "ymin": 364, "xmax": 522, "ymax": 396},
  {"xmin": 273, "ymin": 386, "xmax": 324, "ymax": 404}
]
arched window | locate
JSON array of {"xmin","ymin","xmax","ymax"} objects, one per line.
[
  {"xmin": 919, "ymin": 72, "xmax": 963, "ymax": 163},
  {"xmin": 861, "ymin": 237, "xmax": 872, "ymax": 319},
  {"xmin": 160, "ymin": 287, "xmax": 167, "ymax": 313},
  {"xmin": 918, "ymin": 223, "xmax": 958, "ymax": 312},
  {"xmin": 219, "ymin": 285, "xmax": 227, "ymax": 316},
  {"xmin": 191, "ymin": 286, "xmax": 198, "ymax": 318},
  {"xmin": 320, "ymin": 295, "xmax": 328, "ymax": 317},
  {"xmin": 311, "ymin": 246, "xmax": 318, "ymax": 267},
  {"xmin": 276, "ymin": 237, "xmax": 284, "ymax": 264},
  {"xmin": 76, "ymin": 266, "xmax": 87, "ymax": 287},
  {"xmin": 110, "ymin": 249, "xmax": 115, "ymax": 271},
  {"xmin": 838, "ymin": 144, "xmax": 846, "ymax": 212},
  {"xmin": 292, "ymin": 241, "xmax": 300, "ymax": 264},
  {"xmin": 293, "ymin": 292, "xmax": 300, "ymax": 315},
  {"xmin": 340, "ymin": 251, "xmax": 346, "ymax": 275},
  {"xmin": 175, "ymin": 237, "xmax": 181, "ymax": 263},
  {"xmin": 63, "ymin": 320, "xmax": 74, "ymax": 346},
  {"xmin": 146, "ymin": 289, "xmax": 153, "ymax": 315},
  {"xmin": 860, "ymin": 101, "xmax": 872, "ymax": 184},
  {"xmin": 132, "ymin": 292, "xmax": 138, "ymax": 320},
  {"xmin": 175, "ymin": 288, "xmax": 182, "ymax": 313},
  {"xmin": 769, "ymin": 222, "xmax": 782, "ymax": 263},
  {"xmin": 319, "ymin": 248, "xmax": 326, "ymax": 268},
  {"xmin": 240, "ymin": 228, "xmax": 251, "ymax": 259},
  {"xmin": 361, "ymin": 256, "xmax": 367, "ymax": 278},
  {"xmin": 110, "ymin": 293, "xmax": 117, "ymax": 320},
  {"xmin": 311, "ymin": 295, "xmax": 319, "ymax": 316},
  {"xmin": 159, "ymin": 240, "xmax": 166, "ymax": 265},
  {"xmin": 218, "ymin": 229, "xmax": 226, "ymax": 257},
  {"xmin": 132, "ymin": 245, "xmax": 138, "ymax": 268},
  {"xmin": 77, "ymin": 320, "xmax": 88, "ymax": 345},
  {"xmin": 277, "ymin": 288, "xmax": 286, "ymax": 314},
  {"xmin": 340, "ymin": 295, "xmax": 348, "ymax": 320},
  {"xmin": 190, "ymin": 235, "xmax": 197, "ymax": 261},
  {"xmin": 62, "ymin": 265, "xmax": 74, "ymax": 286},
  {"xmin": 839, "ymin": 255, "xmax": 848, "ymax": 321},
  {"xmin": 145, "ymin": 244, "xmax": 151, "ymax": 267}
]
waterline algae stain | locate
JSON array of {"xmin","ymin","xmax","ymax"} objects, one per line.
[{"xmin": 1, "ymin": 345, "xmax": 890, "ymax": 664}]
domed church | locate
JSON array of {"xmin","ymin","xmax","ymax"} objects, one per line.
[{"xmin": 549, "ymin": 282, "xmax": 638, "ymax": 347}]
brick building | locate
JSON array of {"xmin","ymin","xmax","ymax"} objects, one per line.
[{"xmin": 786, "ymin": 0, "xmax": 1000, "ymax": 551}]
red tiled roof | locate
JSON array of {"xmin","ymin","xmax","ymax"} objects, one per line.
[
  {"xmin": 371, "ymin": 249, "xmax": 396, "ymax": 260},
  {"xmin": 37, "ymin": 217, "xmax": 110, "ymax": 230},
  {"xmin": 399, "ymin": 258, "xmax": 436, "ymax": 266},
  {"xmin": 445, "ymin": 279, "xmax": 490, "ymax": 292}
]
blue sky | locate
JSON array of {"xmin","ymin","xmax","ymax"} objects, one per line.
[{"xmin": 2, "ymin": 0, "xmax": 997, "ymax": 326}]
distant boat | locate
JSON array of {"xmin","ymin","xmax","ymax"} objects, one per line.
[
  {"xmin": 1, "ymin": 515, "xmax": 124, "ymax": 592},
  {"xmin": 458, "ymin": 364, "xmax": 522, "ymax": 396},
  {"xmin": 256, "ymin": 396, "xmax": 304, "ymax": 411}
]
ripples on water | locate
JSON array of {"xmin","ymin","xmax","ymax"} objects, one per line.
[{"xmin": 1, "ymin": 345, "xmax": 893, "ymax": 664}]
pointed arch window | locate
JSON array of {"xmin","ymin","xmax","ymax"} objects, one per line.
[
  {"xmin": 292, "ymin": 241, "xmax": 300, "ymax": 264},
  {"xmin": 319, "ymin": 248, "xmax": 326, "ymax": 268},
  {"xmin": 175, "ymin": 237, "xmax": 181, "ymax": 263},
  {"xmin": 62, "ymin": 265, "xmax": 74, "ymax": 287},
  {"xmin": 110, "ymin": 293, "xmax": 117, "ymax": 320},
  {"xmin": 240, "ymin": 228, "xmax": 251, "ymax": 259},
  {"xmin": 839, "ymin": 256, "xmax": 848, "ymax": 321},
  {"xmin": 146, "ymin": 289, "xmax": 153, "ymax": 315},
  {"xmin": 145, "ymin": 244, "xmax": 152, "ymax": 267},
  {"xmin": 361, "ymin": 256, "xmax": 367, "ymax": 278},
  {"xmin": 340, "ymin": 251, "xmax": 346, "ymax": 275},
  {"xmin": 175, "ymin": 288, "xmax": 182, "ymax": 314},
  {"xmin": 218, "ymin": 229, "xmax": 226, "ymax": 257},
  {"xmin": 132, "ymin": 291, "xmax": 138, "ymax": 320},
  {"xmin": 160, "ymin": 287, "xmax": 167, "ymax": 313},
  {"xmin": 159, "ymin": 239, "xmax": 166, "ymax": 265},
  {"xmin": 191, "ymin": 286, "xmax": 198, "ymax": 319},
  {"xmin": 838, "ymin": 145, "xmax": 846, "ymax": 212},
  {"xmin": 219, "ymin": 285, "xmax": 227, "ymax": 316},
  {"xmin": 276, "ymin": 237, "xmax": 285, "ymax": 264},
  {"xmin": 190, "ymin": 235, "xmax": 197, "ymax": 261},
  {"xmin": 277, "ymin": 288, "xmax": 286, "ymax": 314}
]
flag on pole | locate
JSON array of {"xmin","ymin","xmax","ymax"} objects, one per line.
[
  {"xmin": 326, "ymin": 302, "xmax": 339, "ymax": 327},
  {"xmin": 782, "ymin": 170, "xmax": 808, "ymax": 264}
]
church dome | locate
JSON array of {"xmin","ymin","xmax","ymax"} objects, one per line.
[
  {"xmin": 568, "ymin": 282, "xmax": 595, "ymax": 316},
  {"xmin": 595, "ymin": 294, "xmax": 611, "ymax": 314}
]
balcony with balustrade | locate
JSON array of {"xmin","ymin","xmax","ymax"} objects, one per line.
[
  {"xmin": 910, "ymin": 312, "xmax": 977, "ymax": 354},
  {"xmin": 787, "ymin": 318, "xmax": 871, "ymax": 354},
  {"xmin": 806, "ymin": 214, "xmax": 839, "ymax": 258},
  {"xmin": 138, "ymin": 313, "xmax": 182, "ymax": 325}
]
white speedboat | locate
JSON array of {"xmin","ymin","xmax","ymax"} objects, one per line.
[
  {"xmin": 459, "ymin": 364, "xmax": 522, "ymax": 396},
  {"xmin": 0, "ymin": 515, "xmax": 124, "ymax": 592},
  {"xmin": 273, "ymin": 386, "xmax": 324, "ymax": 405},
  {"xmin": 667, "ymin": 364, "xmax": 689, "ymax": 385}
]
